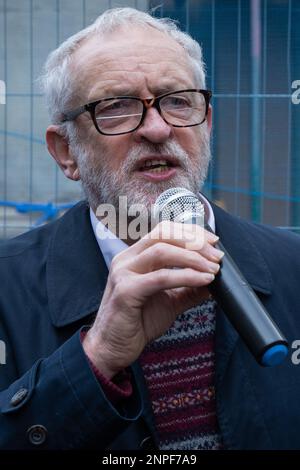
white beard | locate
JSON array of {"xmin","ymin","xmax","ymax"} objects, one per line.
[{"xmin": 74, "ymin": 130, "xmax": 211, "ymax": 220}]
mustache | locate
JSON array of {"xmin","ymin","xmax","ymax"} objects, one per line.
[{"xmin": 121, "ymin": 140, "xmax": 190, "ymax": 173}]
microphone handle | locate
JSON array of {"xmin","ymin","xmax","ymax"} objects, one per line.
[{"xmin": 208, "ymin": 237, "xmax": 288, "ymax": 365}]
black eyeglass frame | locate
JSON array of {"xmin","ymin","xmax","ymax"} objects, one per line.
[{"xmin": 61, "ymin": 89, "xmax": 212, "ymax": 136}]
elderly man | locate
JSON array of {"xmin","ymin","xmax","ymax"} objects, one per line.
[{"xmin": 0, "ymin": 7, "xmax": 300, "ymax": 451}]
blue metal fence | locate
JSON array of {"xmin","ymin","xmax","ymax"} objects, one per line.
[{"xmin": 0, "ymin": 0, "xmax": 299, "ymax": 238}]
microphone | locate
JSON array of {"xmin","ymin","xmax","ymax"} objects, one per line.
[{"xmin": 154, "ymin": 187, "xmax": 289, "ymax": 367}]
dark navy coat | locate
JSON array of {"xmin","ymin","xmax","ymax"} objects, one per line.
[{"xmin": 0, "ymin": 201, "xmax": 300, "ymax": 450}]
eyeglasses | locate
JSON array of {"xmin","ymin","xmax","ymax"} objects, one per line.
[{"xmin": 61, "ymin": 89, "xmax": 212, "ymax": 136}]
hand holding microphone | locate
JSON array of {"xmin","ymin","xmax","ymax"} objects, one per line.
[
  {"xmin": 154, "ymin": 187, "xmax": 289, "ymax": 367},
  {"xmin": 83, "ymin": 212, "xmax": 223, "ymax": 378}
]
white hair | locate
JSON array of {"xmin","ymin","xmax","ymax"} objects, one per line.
[{"xmin": 39, "ymin": 7, "xmax": 207, "ymax": 135}]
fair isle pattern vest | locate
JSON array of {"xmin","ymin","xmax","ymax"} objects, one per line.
[{"xmin": 139, "ymin": 299, "xmax": 223, "ymax": 450}]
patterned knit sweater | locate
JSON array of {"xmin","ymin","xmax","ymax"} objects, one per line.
[{"xmin": 139, "ymin": 299, "xmax": 223, "ymax": 450}]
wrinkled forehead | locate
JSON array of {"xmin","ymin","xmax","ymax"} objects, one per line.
[{"xmin": 69, "ymin": 25, "xmax": 195, "ymax": 102}]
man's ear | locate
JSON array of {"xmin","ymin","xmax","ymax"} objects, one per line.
[{"xmin": 46, "ymin": 125, "xmax": 80, "ymax": 181}]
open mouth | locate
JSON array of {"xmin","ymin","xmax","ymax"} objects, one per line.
[{"xmin": 138, "ymin": 158, "xmax": 178, "ymax": 173}]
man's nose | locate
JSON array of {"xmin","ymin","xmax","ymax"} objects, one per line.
[{"xmin": 133, "ymin": 107, "xmax": 173, "ymax": 143}]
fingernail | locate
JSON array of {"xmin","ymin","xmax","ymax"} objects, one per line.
[
  {"xmin": 211, "ymin": 234, "xmax": 219, "ymax": 242},
  {"xmin": 208, "ymin": 263, "xmax": 220, "ymax": 274},
  {"xmin": 211, "ymin": 249, "xmax": 225, "ymax": 261}
]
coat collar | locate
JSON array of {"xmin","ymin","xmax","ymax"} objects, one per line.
[{"xmin": 47, "ymin": 200, "xmax": 272, "ymax": 328}]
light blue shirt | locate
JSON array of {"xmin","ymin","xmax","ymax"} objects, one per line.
[{"xmin": 90, "ymin": 193, "xmax": 216, "ymax": 269}]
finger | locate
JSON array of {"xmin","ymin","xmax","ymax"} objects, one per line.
[
  {"xmin": 130, "ymin": 267, "xmax": 216, "ymax": 299},
  {"xmin": 114, "ymin": 221, "xmax": 219, "ymax": 262},
  {"xmin": 198, "ymin": 243, "xmax": 225, "ymax": 262},
  {"xmin": 146, "ymin": 221, "xmax": 219, "ymax": 249},
  {"xmin": 128, "ymin": 242, "xmax": 221, "ymax": 275}
]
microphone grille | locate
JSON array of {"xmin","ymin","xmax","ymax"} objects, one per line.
[{"xmin": 154, "ymin": 187, "xmax": 205, "ymax": 225}]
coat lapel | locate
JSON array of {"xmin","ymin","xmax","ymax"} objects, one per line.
[
  {"xmin": 212, "ymin": 203, "xmax": 274, "ymax": 448},
  {"xmin": 212, "ymin": 203, "xmax": 273, "ymax": 376},
  {"xmin": 47, "ymin": 201, "xmax": 108, "ymax": 327}
]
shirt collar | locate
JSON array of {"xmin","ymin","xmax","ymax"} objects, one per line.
[{"xmin": 90, "ymin": 193, "xmax": 216, "ymax": 269}]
